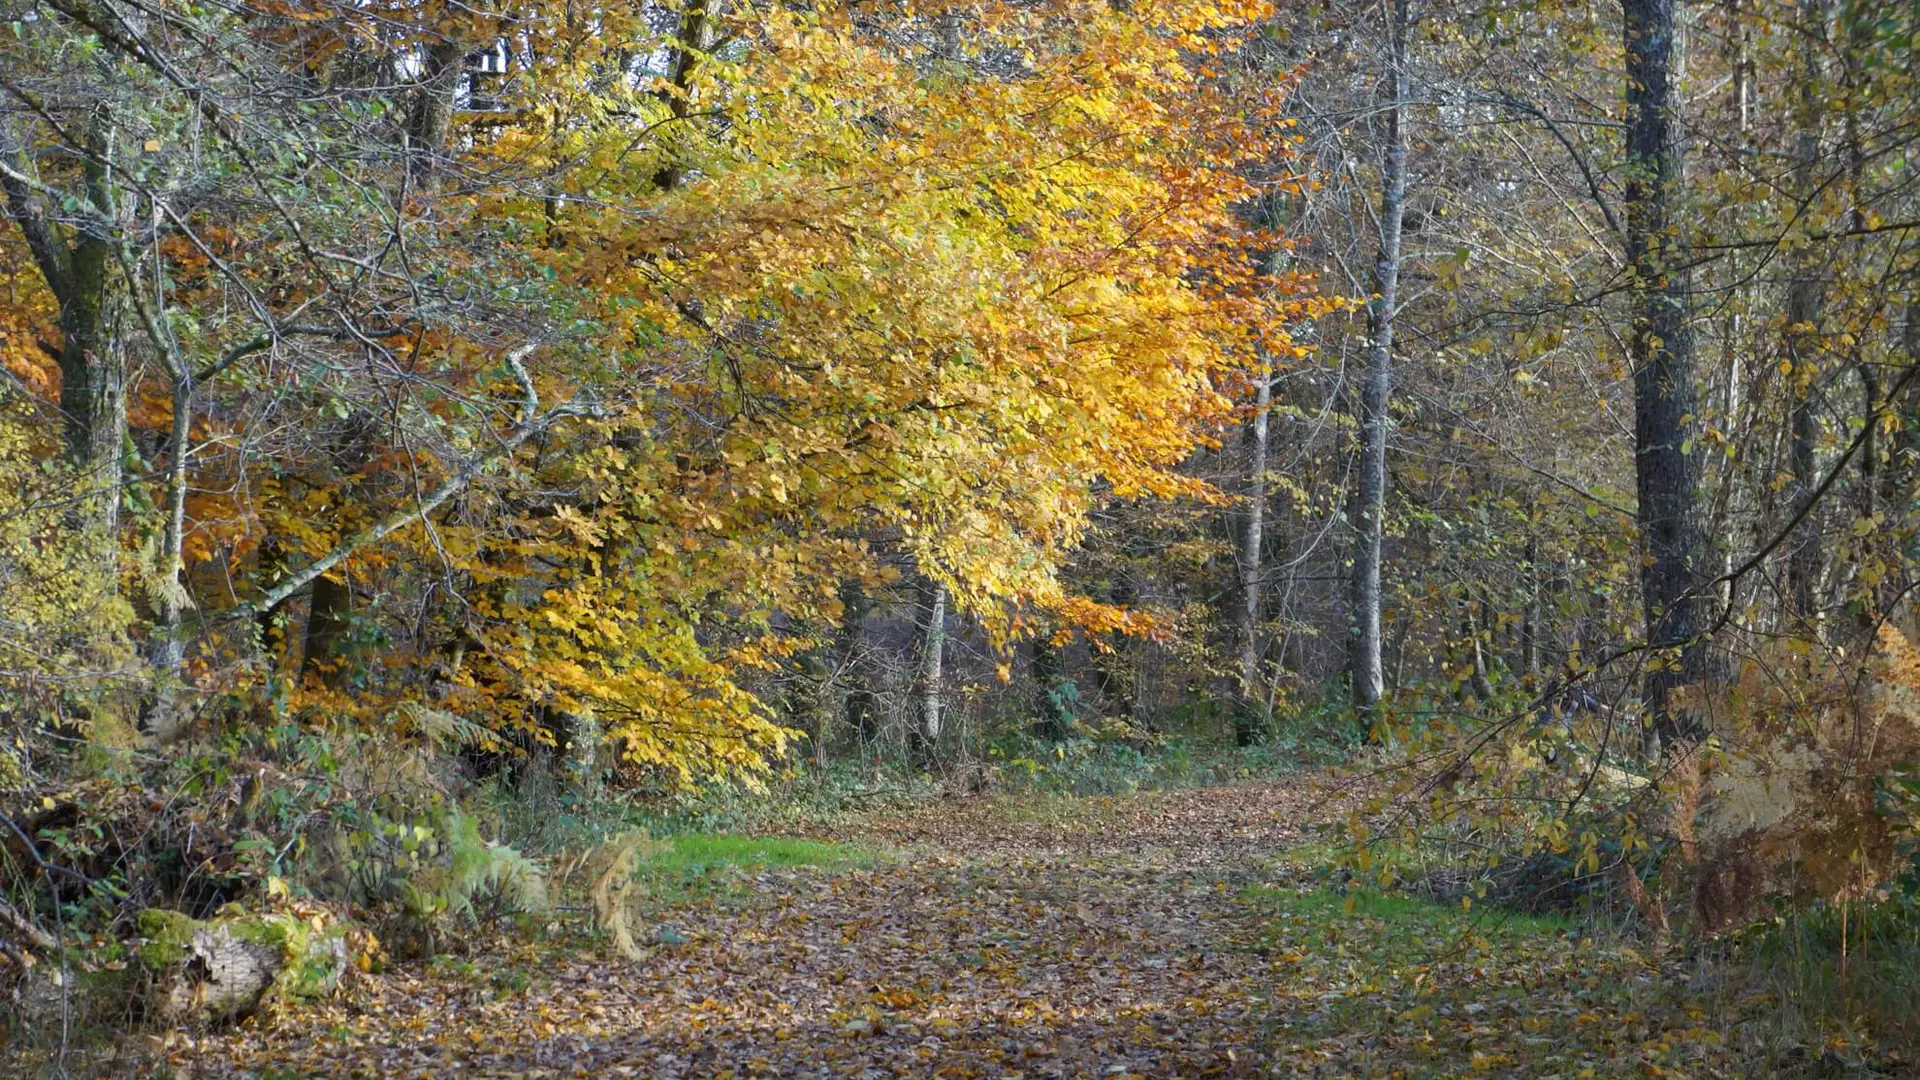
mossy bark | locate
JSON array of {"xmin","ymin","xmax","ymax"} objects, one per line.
[{"xmin": 135, "ymin": 908, "xmax": 348, "ymax": 1023}]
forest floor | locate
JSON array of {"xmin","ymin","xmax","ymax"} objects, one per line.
[{"xmin": 159, "ymin": 775, "xmax": 1873, "ymax": 1079}]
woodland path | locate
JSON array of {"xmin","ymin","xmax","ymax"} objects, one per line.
[{"xmin": 186, "ymin": 779, "xmax": 1343, "ymax": 1078}]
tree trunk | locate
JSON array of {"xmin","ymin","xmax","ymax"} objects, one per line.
[
  {"xmin": 149, "ymin": 355, "xmax": 193, "ymax": 676},
  {"xmin": 1237, "ymin": 365, "xmax": 1272, "ymax": 745},
  {"xmin": 1092, "ymin": 570, "xmax": 1138, "ymax": 722},
  {"xmin": 58, "ymin": 247, "xmax": 129, "ymax": 569},
  {"xmin": 1350, "ymin": 0, "xmax": 1408, "ymax": 729},
  {"xmin": 136, "ymin": 908, "xmax": 347, "ymax": 1024},
  {"xmin": 1468, "ymin": 599, "xmax": 1496, "ymax": 702},
  {"xmin": 836, "ymin": 580, "xmax": 878, "ymax": 749},
  {"xmin": 651, "ymin": 0, "xmax": 711, "ymax": 193},
  {"xmin": 1, "ymin": 114, "xmax": 131, "ymax": 578},
  {"xmin": 790, "ymin": 640, "xmax": 837, "ymax": 769},
  {"xmin": 1521, "ymin": 531, "xmax": 1541, "ymax": 680},
  {"xmin": 406, "ymin": 40, "xmax": 467, "ymax": 188},
  {"xmin": 303, "ymin": 572, "xmax": 354, "ymax": 685},
  {"xmin": 1623, "ymin": 0, "xmax": 1707, "ymax": 750},
  {"xmin": 915, "ymin": 579, "xmax": 947, "ymax": 760},
  {"xmin": 1783, "ymin": 0, "xmax": 1828, "ymax": 628}
]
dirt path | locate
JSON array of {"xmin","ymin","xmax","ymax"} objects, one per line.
[{"xmin": 184, "ymin": 780, "xmax": 1341, "ymax": 1078}]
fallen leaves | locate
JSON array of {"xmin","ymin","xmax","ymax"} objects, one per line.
[
  {"xmin": 180, "ymin": 781, "xmax": 1337, "ymax": 1077},
  {"xmin": 164, "ymin": 777, "xmax": 1888, "ymax": 1078}
]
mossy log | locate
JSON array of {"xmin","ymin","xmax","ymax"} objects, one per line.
[{"xmin": 136, "ymin": 908, "xmax": 348, "ymax": 1023}]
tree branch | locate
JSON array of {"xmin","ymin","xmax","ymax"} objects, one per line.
[
  {"xmin": 232, "ymin": 345, "xmax": 593, "ymax": 619},
  {"xmin": 0, "ymin": 119, "xmax": 75, "ymax": 300}
]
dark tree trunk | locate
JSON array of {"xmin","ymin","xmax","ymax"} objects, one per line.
[
  {"xmin": 1, "ymin": 115, "xmax": 130, "ymax": 578},
  {"xmin": 58, "ymin": 248, "xmax": 129, "ymax": 564},
  {"xmin": 303, "ymin": 573, "xmax": 354, "ymax": 685},
  {"xmin": 836, "ymin": 580, "xmax": 878, "ymax": 749},
  {"xmin": 406, "ymin": 41, "xmax": 467, "ymax": 187},
  {"xmin": 1623, "ymin": 0, "xmax": 1708, "ymax": 750},
  {"xmin": 651, "ymin": 0, "xmax": 710, "ymax": 193},
  {"xmin": 1784, "ymin": 0, "xmax": 1828, "ymax": 628}
]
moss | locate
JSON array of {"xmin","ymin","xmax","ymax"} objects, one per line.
[
  {"xmin": 135, "ymin": 908, "xmax": 199, "ymax": 969},
  {"xmin": 229, "ymin": 912, "xmax": 302, "ymax": 954},
  {"xmin": 279, "ymin": 925, "xmax": 350, "ymax": 999},
  {"xmin": 134, "ymin": 908, "xmax": 348, "ymax": 1003}
]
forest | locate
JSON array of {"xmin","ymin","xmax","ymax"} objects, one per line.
[{"xmin": 2, "ymin": 0, "xmax": 1919, "ymax": 1074}]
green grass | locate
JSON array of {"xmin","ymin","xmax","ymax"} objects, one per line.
[
  {"xmin": 1243, "ymin": 884, "xmax": 1575, "ymax": 948},
  {"xmin": 649, "ymin": 834, "xmax": 877, "ymax": 873},
  {"xmin": 1726, "ymin": 896, "xmax": 1920, "ymax": 1056},
  {"xmin": 632, "ymin": 833, "xmax": 881, "ymax": 909}
]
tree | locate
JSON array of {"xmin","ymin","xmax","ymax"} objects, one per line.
[
  {"xmin": 1237, "ymin": 363, "xmax": 1273, "ymax": 744},
  {"xmin": 1350, "ymin": 0, "xmax": 1410, "ymax": 729},
  {"xmin": 1622, "ymin": 0, "xmax": 1708, "ymax": 750}
]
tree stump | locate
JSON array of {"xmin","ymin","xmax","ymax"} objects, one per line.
[{"xmin": 136, "ymin": 908, "xmax": 348, "ymax": 1023}]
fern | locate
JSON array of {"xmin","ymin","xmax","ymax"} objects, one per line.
[
  {"xmin": 585, "ymin": 829, "xmax": 657, "ymax": 960},
  {"xmin": 445, "ymin": 811, "xmax": 549, "ymax": 917},
  {"xmin": 390, "ymin": 701, "xmax": 497, "ymax": 753},
  {"xmin": 333, "ymin": 809, "xmax": 548, "ymax": 932}
]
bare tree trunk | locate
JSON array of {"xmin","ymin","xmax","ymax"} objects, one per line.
[
  {"xmin": 1623, "ymin": 0, "xmax": 1707, "ymax": 750},
  {"xmin": 1784, "ymin": 0, "xmax": 1828, "ymax": 627},
  {"xmin": 1350, "ymin": 0, "xmax": 1408, "ymax": 729},
  {"xmin": 1468, "ymin": 599, "xmax": 1496, "ymax": 702},
  {"xmin": 149, "ymin": 339, "xmax": 193, "ymax": 675},
  {"xmin": 1237, "ymin": 365, "xmax": 1271, "ymax": 745},
  {"xmin": 1521, "ymin": 531, "xmax": 1541, "ymax": 680},
  {"xmin": 915, "ymin": 579, "xmax": 947, "ymax": 760}
]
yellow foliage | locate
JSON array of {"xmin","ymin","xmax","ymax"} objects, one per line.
[{"xmin": 0, "ymin": 393, "xmax": 134, "ymax": 694}]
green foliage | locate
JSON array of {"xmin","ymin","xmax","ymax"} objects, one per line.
[
  {"xmin": 0, "ymin": 394, "xmax": 134, "ymax": 719},
  {"xmin": 628, "ymin": 833, "xmax": 878, "ymax": 911},
  {"xmin": 327, "ymin": 808, "xmax": 548, "ymax": 939},
  {"xmin": 654, "ymin": 834, "xmax": 873, "ymax": 875}
]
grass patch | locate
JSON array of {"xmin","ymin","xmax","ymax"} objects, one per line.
[
  {"xmin": 1722, "ymin": 896, "xmax": 1920, "ymax": 1060},
  {"xmin": 1241, "ymin": 878, "xmax": 1907, "ymax": 1076},
  {"xmin": 651, "ymin": 834, "xmax": 876, "ymax": 873},
  {"xmin": 1242, "ymin": 884, "xmax": 1574, "ymax": 957},
  {"xmin": 1240, "ymin": 881, "xmax": 1740, "ymax": 1077},
  {"xmin": 632, "ymin": 833, "xmax": 880, "ymax": 909}
]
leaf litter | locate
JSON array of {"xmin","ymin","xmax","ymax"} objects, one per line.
[{"xmin": 164, "ymin": 776, "xmax": 1877, "ymax": 1078}]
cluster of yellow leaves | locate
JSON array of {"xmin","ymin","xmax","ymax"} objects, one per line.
[
  {"xmin": 0, "ymin": 0, "xmax": 1311, "ymax": 781},
  {"xmin": 354, "ymin": 0, "xmax": 1318, "ymax": 774},
  {"xmin": 0, "ymin": 394, "xmax": 134, "ymax": 689}
]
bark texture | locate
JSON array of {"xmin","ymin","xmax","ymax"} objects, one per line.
[
  {"xmin": 1623, "ymin": 0, "xmax": 1708, "ymax": 748},
  {"xmin": 1350, "ymin": 0, "xmax": 1408, "ymax": 726},
  {"xmin": 1238, "ymin": 366, "xmax": 1272, "ymax": 744}
]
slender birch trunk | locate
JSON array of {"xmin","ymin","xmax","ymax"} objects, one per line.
[
  {"xmin": 1350, "ymin": 0, "xmax": 1409, "ymax": 728},
  {"xmin": 1237, "ymin": 365, "xmax": 1272, "ymax": 745}
]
